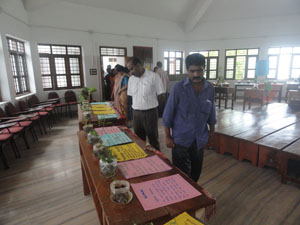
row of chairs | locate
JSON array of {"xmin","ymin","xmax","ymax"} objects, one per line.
[{"xmin": 0, "ymin": 90, "xmax": 79, "ymax": 169}]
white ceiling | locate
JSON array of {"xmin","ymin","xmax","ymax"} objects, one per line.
[{"xmin": 22, "ymin": 0, "xmax": 300, "ymax": 31}]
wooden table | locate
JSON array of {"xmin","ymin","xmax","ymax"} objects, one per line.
[
  {"xmin": 234, "ymin": 83, "xmax": 254, "ymax": 101},
  {"xmin": 78, "ymin": 104, "xmax": 126, "ymax": 130},
  {"xmin": 285, "ymin": 82, "xmax": 299, "ymax": 102},
  {"xmin": 258, "ymin": 83, "xmax": 283, "ymax": 103},
  {"xmin": 78, "ymin": 129, "xmax": 216, "ymax": 225},
  {"xmin": 243, "ymin": 88, "xmax": 265, "ymax": 111},
  {"xmin": 288, "ymin": 90, "xmax": 300, "ymax": 106}
]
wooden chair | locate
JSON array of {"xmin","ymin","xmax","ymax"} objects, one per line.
[
  {"xmin": 214, "ymin": 87, "xmax": 235, "ymax": 109},
  {"xmin": 64, "ymin": 90, "xmax": 78, "ymax": 118},
  {"xmin": 243, "ymin": 88, "xmax": 265, "ymax": 111},
  {"xmin": 48, "ymin": 92, "xmax": 68, "ymax": 116},
  {"xmin": 0, "ymin": 128, "xmax": 20, "ymax": 169}
]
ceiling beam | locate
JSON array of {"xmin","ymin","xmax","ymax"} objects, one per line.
[
  {"xmin": 184, "ymin": 0, "xmax": 213, "ymax": 33},
  {"xmin": 23, "ymin": 0, "xmax": 62, "ymax": 11}
]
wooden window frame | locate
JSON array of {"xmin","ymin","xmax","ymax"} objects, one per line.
[
  {"xmin": 224, "ymin": 48, "xmax": 259, "ymax": 80},
  {"xmin": 267, "ymin": 47, "xmax": 300, "ymax": 80},
  {"xmin": 189, "ymin": 50, "xmax": 219, "ymax": 80},
  {"xmin": 164, "ymin": 51, "xmax": 183, "ymax": 75},
  {"xmin": 7, "ymin": 37, "xmax": 30, "ymax": 95},
  {"xmin": 38, "ymin": 44, "xmax": 84, "ymax": 90}
]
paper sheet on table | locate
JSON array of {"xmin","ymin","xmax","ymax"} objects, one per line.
[
  {"xmin": 164, "ymin": 212, "xmax": 204, "ymax": 225},
  {"xmin": 118, "ymin": 155, "xmax": 172, "ymax": 179},
  {"xmin": 93, "ymin": 110, "xmax": 115, "ymax": 115},
  {"xmin": 109, "ymin": 142, "xmax": 147, "ymax": 161},
  {"xmin": 90, "ymin": 102, "xmax": 108, "ymax": 105},
  {"xmin": 100, "ymin": 132, "xmax": 132, "ymax": 147},
  {"xmin": 95, "ymin": 126, "xmax": 122, "ymax": 136},
  {"xmin": 131, "ymin": 174, "xmax": 201, "ymax": 211},
  {"xmin": 97, "ymin": 114, "xmax": 118, "ymax": 120},
  {"xmin": 91, "ymin": 106, "xmax": 112, "ymax": 111}
]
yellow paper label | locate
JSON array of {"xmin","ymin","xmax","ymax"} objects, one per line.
[
  {"xmin": 164, "ymin": 212, "xmax": 204, "ymax": 225},
  {"xmin": 109, "ymin": 143, "xmax": 147, "ymax": 161},
  {"xmin": 93, "ymin": 110, "xmax": 115, "ymax": 115},
  {"xmin": 91, "ymin": 106, "xmax": 112, "ymax": 111}
]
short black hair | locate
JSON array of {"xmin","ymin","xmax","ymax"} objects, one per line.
[
  {"xmin": 127, "ymin": 57, "xmax": 143, "ymax": 66},
  {"xmin": 185, "ymin": 53, "xmax": 205, "ymax": 70},
  {"xmin": 156, "ymin": 61, "xmax": 162, "ymax": 67},
  {"xmin": 115, "ymin": 64, "xmax": 129, "ymax": 73}
]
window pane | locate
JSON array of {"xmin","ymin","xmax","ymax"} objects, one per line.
[
  {"xmin": 210, "ymin": 71, "xmax": 217, "ymax": 79},
  {"xmin": 56, "ymin": 76, "xmax": 67, "ymax": 87},
  {"xmin": 226, "ymin": 70, "xmax": 234, "ymax": 79},
  {"xmin": 292, "ymin": 55, "xmax": 300, "ymax": 68},
  {"xmin": 189, "ymin": 51, "xmax": 198, "ymax": 55},
  {"xmin": 14, "ymin": 77, "xmax": 20, "ymax": 94},
  {"xmin": 226, "ymin": 50, "xmax": 236, "ymax": 56},
  {"xmin": 268, "ymin": 69, "xmax": 276, "ymax": 79},
  {"xmin": 293, "ymin": 47, "xmax": 300, "ymax": 54},
  {"xmin": 38, "ymin": 45, "xmax": 51, "ymax": 54},
  {"xmin": 210, "ymin": 58, "xmax": 217, "ymax": 70},
  {"xmin": 8, "ymin": 39, "xmax": 17, "ymax": 51},
  {"xmin": 291, "ymin": 69, "xmax": 300, "ymax": 79},
  {"xmin": 169, "ymin": 58, "xmax": 175, "ymax": 74},
  {"xmin": 248, "ymin": 49, "xmax": 259, "ymax": 55},
  {"xmin": 42, "ymin": 76, "xmax": 52, "ymax": 88},
  {"xmin": 164, "ymin": 51, "xmax": 168, "ymax": 57},
  {"xmin": 164, "ymin": 59, "xmax": 168, "ymax": 71},
  {"xmin": 17, "ymin": 42, "xmax": 25, "ymax": 53},
  {"xmin": 248, "ymin": 57, "xmax": 257, "ymax": 69},
  {"xmin": 269, "ymin": 56, "xmax": 278, "ymax": 69},
  {"xmin": 235, "ymin": 56, "xmax": 246, "ymax": 80},
  {"xmin": 200, "ymin": 51, "xmax": 208, "ymax": 57},
  {"xmin": 69, "ymin": 58, "xmax": 80, "ymax": 74},
  {"xmin": 209, "ymin": 51, "xmax": 218, "ymax": 57},
  {"xmin": 281, "ymin": 47, "xmax": 292, "ymax": 54},
  {"xmin": 169, "ymin": 52, "xmax": 175, "ymax": 57},
  {"xmin": 10, "ymin": 55, "xmax": 18, "ymax": 76},
  {"xmin": 55, "ymin": 58, "xmax": 66, "ymax": 74},
  {"xmin": 247, "ymin": 70, "xmax": 255, "ymax": 78},
  {"xmin": 226, "ymin": 58, "xmax": 234, "ymax": 70},
  {"xmin": 52, "ymin": 46, "xmax": 66, "ymax": 54},
  {"xmin": 175, "ymin": 59, "xmax": 181, "ymax": 70},
  {"xmin": 21, "ymin": 77, "xmax": 27, "ymax": 92},
  {"xmin": 268, "ymin": 48, "xmax": 280, "ymax": 54},
  {"xmin": 18, "ymin": 56, "xmax": 25, "ymax": 76},
  {"xmin": 67, "ymin": 47, "xmax": 81, "ymax": 55},
  {"xmin": 277, "ymin": 55, "xmax": 291, "ymax": 80},
  {"xmin": 176, "ymin": 52, "xmax": 182, "ymax": 58},
  {"xmin": 237, "ymin": 49, "xmax": 247, "ymax": 55},
  {"xmin": 40, "ymin": 57, "xmax": 51, "ymax": 74},
  {"xmin": 176, "ymin": 71, "xmax": 180, "ymax": 74},
  {"xmin": 71, "ymin": 75, "xmax": 81, "ymax": 86}
]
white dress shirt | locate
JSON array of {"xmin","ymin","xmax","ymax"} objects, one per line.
[{"xmin": 127, "ymin": 70, "xmax": 165, "ymax": 110}]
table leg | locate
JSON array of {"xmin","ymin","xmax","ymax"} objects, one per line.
[{"xmin": 81, "ymin": 161, "xmax": 90, "ymax": 196}]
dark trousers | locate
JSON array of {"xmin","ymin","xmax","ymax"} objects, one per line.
[
  {"xmin": 133, "ymin": 108, "xmax": 160, "ymax": 150},
  {"xmin": 172, "ymin": 141, "xmax": 204, "ymax": 182}
]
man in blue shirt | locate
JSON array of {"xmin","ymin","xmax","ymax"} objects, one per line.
[{"xmin": 163, "ymin": 53, "xmax": 216, "ymax": 182}]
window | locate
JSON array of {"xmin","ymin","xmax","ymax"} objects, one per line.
[
  {"xmin": 225, "ymin": 48, "xmax": 259, "ymax": 80},
  {"xmin": 164, "ymin": 51, "xmax": 183, "ymax": 75},
  {"xmin": 7, "ymin": 37, "xmax": 30, "ymax": 95},
  {"xmin": 190, "ymin": 50, "xmax": 219, "ymax": 79},
  {"xmin": 268, "ymin": 47, "xmax": 300, "ymax": 80},
  {"xmin": 38, "ymin": 44, "xmax": 83, "ymax": 90}
]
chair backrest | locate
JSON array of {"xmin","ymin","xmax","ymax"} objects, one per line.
[
  {"xmin": 64, "ymin": 90, "xmax": 77, "ymax": 103},
  {"xmin": 18, "ymin": 100, "xmax": 28, "ymax": 111},
  {"xmin": 0, "ymin": 108, "xmax": 6, "ymax": 118},
  {"xmin": 5, "ymin": 102, "xmax": 18, "ymax": 116},
  {"xmin": 48, "ymin": 92, "xmax": 59, "ymax": 99},
  {"xmin": 28, "ymin": 95, "xmax": 40, "ymax": 107}
]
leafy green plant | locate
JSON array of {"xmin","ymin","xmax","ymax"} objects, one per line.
[
  {"xmin": 89, "ymin": 129, "xmax": 98, "ymax": 136},
  {"xmin": 100, "ymin": 149, "xmax": 116, "ymax": 163},
  {"xmin": 79, "ymin": 86, "xmax": 96, "ymax": 103},
  {"xmin": 98, "ymin": 118, "xmax": 113, "ymax": 127},
  {"xmin": 264, "ymin": 81, "xmax": 272, "ymax": 93},
  {"xmin": 216, "ymin": 75, "xmax": 224, "ymax": 85}
]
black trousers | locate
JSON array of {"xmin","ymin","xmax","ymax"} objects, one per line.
[
  {"xmin": 133, "ymin": 108, "xmax": 160, "ymax": 150},
  {"xmin": 172, "ymin": 141, "xmax": 204, "ymax": 182}
]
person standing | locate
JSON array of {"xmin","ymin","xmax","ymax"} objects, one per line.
[
  {"xmin": 127, "ymin": 57, "xmax": 165, "ymax": 150},
  {"xmin": 163, "ymin": 53, "xmax": 216, "ymax": 182},
  {"xmin": 156, "ymin": 61, "xmax": 169, "ymax": 117}
]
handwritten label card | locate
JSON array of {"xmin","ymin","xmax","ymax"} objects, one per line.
[
  {"xmin": 91, "ymin": 102, "xmax": 108, "ymax": 105},
  {"xmin": 91, "ymin": 106, "xmax": 113, "ymax": 111},
  {"xmin": 164, "ymin": 212, "xmax": 204, "ymax": 225},
  {"xmin": 109, "ymin": 142, "xmax": 147, "ymax": 161},
  {"xmin": 100, "ymin": 132, "xmax": 132, "ymax": 147},
  {"xmin": 93, "ymin": 110, "xmax": 115, "ymax": 115},
  {"xmin": 131, "ymin": 174, "xmax": 201, "ymax": 211},
  {"xmin": 118, "ymin": 155, "xmax": 172, "ymax": 179},
  {"xmin": 95, "ymin": 126, "xmax": 122, "ymax": 136},
  {"xmin": 97, "ymin": 114, "xmax": 118, "ymax": 120}
]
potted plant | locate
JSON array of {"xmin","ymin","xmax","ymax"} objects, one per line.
[
  {"xmin": 88, "ymin": 129, "xmax": 101, "ymax": 145},
  {"xmin": 98, "ymin": 118, "xmax": 113, "ymax": 127},
  {"xmin": 82, "ymin": 117, "xmax": 93, "ymax": 133},
  {"xmin": 79, "ymin": 87, "xmax": 96, "ymax": 105},
  {"xmin": 93, "ymin": 142, "xmax": 106, "ymax": 159},
  {"xmin": 110, "ymin": 180, "xmax": 132, "ymax": 204},
  {"xmin": 216, "ymin": 75, "xmax": 224, "ymax": 86},
  {"xmin": 99, "ymin": 149, "xmax": 118, "ymax": 178}
]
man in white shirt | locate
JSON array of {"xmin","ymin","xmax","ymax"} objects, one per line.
[{"xmin": 127, "ymin": 57, "xmax": 165, "ymax": 150}]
